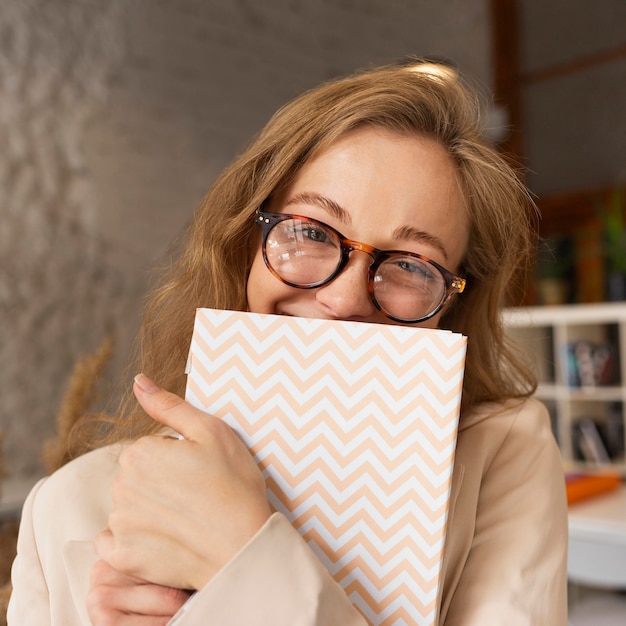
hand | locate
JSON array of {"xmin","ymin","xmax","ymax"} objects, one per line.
[
  {"xmin": 96, "ymin": 374, "xmax": 271, "ymax": 591},
  {"xmin": 87, "ymin": 559, "xmax": 191, "ymax": 625}
]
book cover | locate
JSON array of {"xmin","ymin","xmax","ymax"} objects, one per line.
[{"xmin": 185, "ymin": 308, "xmax": 467, "ymax": 626}]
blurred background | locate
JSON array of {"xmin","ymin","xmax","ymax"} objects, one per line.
[
  {"xmin": 0, "ymin": 0, "xmax": 624, "ymax": 510},
  {"xmin": 1, "ymin": 1, "xmax": 626, "ymax": 622}
]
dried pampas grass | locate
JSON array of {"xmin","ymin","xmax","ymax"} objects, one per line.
[{"xmin": 41, "ymin": 336, "xmax": 113, "ymax": 473}]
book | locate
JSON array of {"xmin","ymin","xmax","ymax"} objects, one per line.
[
  {"xmin": 573, "ymin": 418, "xmax": 611, "ymax": 464},
  {"xmin": 185, "ymin": 309, "xmax": 467, "ymax": 626},
  {"xmin": 566, "ymin": 472, "xmax": 621, "ymax": 505},
  {"xmin": 565, "ymin": 340, "xmax": 619, "ymax": 387}
]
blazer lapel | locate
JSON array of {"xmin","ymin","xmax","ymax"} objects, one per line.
[
  {"xmin": 63, "ymin": 540, "xmax": 99, "ymax": 624},
  {"xmin": 436, "ymin": 462, "xmax": 465, "ymax": 621}
]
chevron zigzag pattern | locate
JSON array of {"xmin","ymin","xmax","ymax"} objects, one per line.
[{"xmin": 185, "ymin": 309, "xmax": 466, "ymax": 626}]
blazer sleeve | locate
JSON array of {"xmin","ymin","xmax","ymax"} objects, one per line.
[
  {"xmin": 7, "ymin": 478, "xmax": 51, "ymax": 626},
  {"xmin": 169, "ymin": 513, "xmax": 367, "ymax": 626},
  {"xmin": 443, "ymin": 401, "xmax": 568, "ymax": 626}
]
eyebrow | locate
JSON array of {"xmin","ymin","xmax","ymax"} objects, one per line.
[
  {"xmin": 285, "ymin": 192, "xmax": 351, "ymax": 224},
  {"xmin": 284, "ymin": 191, "xmax": 448, "ymax": 260},
  {"xmin": 392, "ymin": 225, "xmax": 449, "ymax": 261}
]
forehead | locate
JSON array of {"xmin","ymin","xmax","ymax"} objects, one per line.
[
  {"xmin": 272, "ymin": 127, "xmax": 469, "ymax": 267},
  {"xmin": 290, "ymin": 126, "xmax": 464, "ymax": 202}
]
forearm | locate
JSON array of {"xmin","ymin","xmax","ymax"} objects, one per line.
[{"xmin": 171, "ymin": 513, "xmax": 366, "ymax": 626}]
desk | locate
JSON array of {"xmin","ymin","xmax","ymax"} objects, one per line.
[{"xmin": 568, "ymin": 486, "xmax": 626, "ymax": 588}]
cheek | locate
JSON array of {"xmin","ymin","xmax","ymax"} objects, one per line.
[
  {"xmin": 246, "ymin": 248, "xmax": 267, "ymax": 311},
  {"xmin": 246, "ymin": 246, "xmax": 293, "ymax": 314}
]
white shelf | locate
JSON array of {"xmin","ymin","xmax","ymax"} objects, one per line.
[
  {"xmin": 536, "ymin": 384, "xmax": 625, "ymax": 402},
  {"xmin": 503, "ymin": 301, "xmax": 626, "ymax": 327},
  {"xmin": 504, "ymin": 302, "xmax": 626, "ymax": 474}
]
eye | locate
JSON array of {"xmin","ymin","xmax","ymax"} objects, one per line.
[
  {"xmin": 290, "ymin": 220, "xmax": 337, "ymax": 246},
  {"xmin": 302, "ymin": 225, "xmax": 330, "ymax": 243},
  {"xmin": 394, "ymin": 258, "xmax": 434, "ymax": 279}
]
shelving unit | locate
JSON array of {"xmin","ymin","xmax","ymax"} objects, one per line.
[{"xmin": 503, "ymin": 302, "xmax": 626, "ymax": 473}]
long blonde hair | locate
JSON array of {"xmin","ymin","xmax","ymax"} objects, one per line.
[{"xmin": 86, "ymin": 60, "xmax": 537, "ymax": 447}]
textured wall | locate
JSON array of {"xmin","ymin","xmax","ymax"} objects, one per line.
[
  {"xmin": 1, "ymin": 0, "xmax": 133, "ymax": 483},
  {"xmin": 0, "ymin": 0, "xmax": 492, "ymax": 487}
]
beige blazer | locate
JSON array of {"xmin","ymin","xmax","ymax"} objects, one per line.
[{"xmin": 8, "ymin": 398, "xmax": 568, "ymax": 625}]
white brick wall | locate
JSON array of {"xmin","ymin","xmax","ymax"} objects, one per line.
[{"xmin": 0, "ymin": 0, "xmax": 492, "ymax": 485}]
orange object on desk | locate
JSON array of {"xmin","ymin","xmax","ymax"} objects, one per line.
[{"xmin": 566, "ymin": 472, "xmax": 622, "ymax": 505}]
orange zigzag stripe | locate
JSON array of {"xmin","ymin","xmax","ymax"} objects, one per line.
[
  {"xmin": 196, "ymin": 322, "xmax": 463, "ymax": 361},
  {"xmin": 189, "ymin": 393, "xmax": 460, "ymax": 451},
  {"xmin": 188, "ymin": 354, "xmax": 464, "ymax": 411},
  {"xmin": 272, "ymin": 490, "xmax": 448, "ymax": 544},
  {"xmin": 301, "ymin": 524, "xmax": 444, "ymax": 573},
  {"xmin": 187, "ymin": 373, "xmax": 461, "ymax": 436},
  {"xmin": 189, "ymin": 377, "xmax": 462, "ymax": 434},
  {"xmin": 195, "ymin": 310, "xmax": 465, "ymax": 358},
  {"xmin": 262, "ymin": 457, "xmax": 453, "ymax": 504},
  {"xmin": 191, "ymin": 322, "xmax": 464, "ymax": 372},
  {"xmin": 255, "ymin": 440, "xmax": 454, "ymax": 484},
  {"xmin": 343, "ymin": 578, "xmax": 436, "ymax": 617},
  {"xmin": 205, "ymin": 406, "xmax": 457, "ymax": 462},
  {"xmin": 191, "ymin": 331, "xmax": 465, "ymax": 386},
  {"xmin": 248, "ymin": 422, "xmax": 457, "ymax": 466}
]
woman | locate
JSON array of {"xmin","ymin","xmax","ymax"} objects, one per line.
[{"xmin": 9, "ymin": 61, "xmax": 568, "ymax": 625}]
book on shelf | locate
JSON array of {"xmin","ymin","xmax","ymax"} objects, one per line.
[
  {"xmin": 572, "ymin": 418, "xmax": 611, "ymax": 464},
  {"xmin": 563, "ymin": 340, "xmax": 619, "ymax": 387},
  {"xmin": 604, "ymin": 402, "xmax": 625, "ymax": 459}
]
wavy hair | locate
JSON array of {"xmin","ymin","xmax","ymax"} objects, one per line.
[{"xmin": 84, "ymin": 60, "xmax": 537, "ymax": 448}]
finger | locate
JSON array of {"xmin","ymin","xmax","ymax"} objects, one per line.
[
  {"xmin": 94, "ymin": 528, "xmax": 115, "ymax": 565},
  {"xmin": 133, "ymin": 374, "xmax": 211, "ymax": 441},
  {"xmin": 90, "ymin": 559, "xmax": 146, "ymax": 587},
  {"xmin": 88, "ymin": 578, "xmax": 190, "ymax": 616},
  {"xmin": 89, "ymin": 612, "xmax": 171, "ymax": 626}
]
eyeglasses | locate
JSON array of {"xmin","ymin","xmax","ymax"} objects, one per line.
[{"xmin": 255, "ymin": 210, "xmax": 466, "ymax": 323}]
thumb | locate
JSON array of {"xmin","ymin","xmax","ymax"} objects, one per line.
[
  {"xmin": 133, "ymin": 373, "xmax": 208, "ymax": 441},
  {"xmin": 94, "ymin": 528, "xmax": 114, "ymax": 563}
]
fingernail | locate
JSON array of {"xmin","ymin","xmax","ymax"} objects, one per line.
[{"xmin": 134, "ymin": 373, "xmax": 160, "ymax": 394}]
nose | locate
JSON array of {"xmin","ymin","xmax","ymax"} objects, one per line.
[{"xmin": 314, "ymin": 251, "xmax": 378, "ymax": 321}]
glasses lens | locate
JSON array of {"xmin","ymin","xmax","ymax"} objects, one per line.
[
  {"xmin": 373, "ymin": 255, "xmax": 447, "ymax": 321},
  {"xmin": 265, "ymin": 217, "xmax": 342, "ymax": 286}
]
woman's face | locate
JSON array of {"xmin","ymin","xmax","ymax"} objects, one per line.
[{"xmin": 247, "ymin": 126, "xmax": 469, "ymax": 328}]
